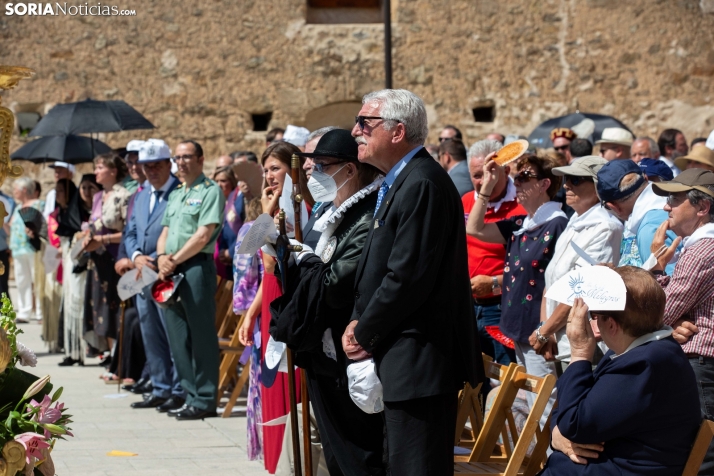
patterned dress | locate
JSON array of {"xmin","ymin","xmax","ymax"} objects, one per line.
[
  {"xmin": 232, "ymin": 221, "xmax": 264, "ymax": 461},
  {"xmin": 83, "ymin": 184, "xmax": 130, "ymax": 349}
]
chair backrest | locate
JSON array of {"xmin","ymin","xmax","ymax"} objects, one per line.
[
  {"xmin": 214, "ymin": 278, "xmax": 234, "ymax": 330},
  {"xmin": 467, "ymin": 367, "xmax": 556, "ymax": 476},
  {"xmin": 682, "ymin": 419, "xmax": 714, "ymax": 476}
]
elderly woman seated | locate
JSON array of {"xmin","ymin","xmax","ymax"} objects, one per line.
[{"xmin": 541, "ymin": 266, "xmax": 700, "ymax": 476}]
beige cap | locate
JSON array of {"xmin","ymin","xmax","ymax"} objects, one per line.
[{"xmin": 552, "ymin": 156, "xmax": 608, "ymax": 181}]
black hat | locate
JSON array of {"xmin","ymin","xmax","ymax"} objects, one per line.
[{"xmin": 298, "ymin": 129, "xmax": 358, "ymax": 161}]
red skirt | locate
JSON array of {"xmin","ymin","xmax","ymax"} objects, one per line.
[{"xmin": 260, "ymin": 271, "xmax": 301, "ymax": 474}]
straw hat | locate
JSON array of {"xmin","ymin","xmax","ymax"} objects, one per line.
[
  {"xmin": 595, "ymin": 128, "xmax": 634, "ymax": 147},
  {"xmin": 674, "ymin": 145, "xmax": 714, "ymax": 171}
]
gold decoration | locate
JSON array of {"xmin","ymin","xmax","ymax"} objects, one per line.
[
  {"xmin": 0, "ymin": 441, "xmax": 27, "ymax": 476},
  {"xmin": 0, "ymin": 65, "xmax": 34, "ymax": 277},
  {"xmin": 0, "ymin": 328, "xmax": 12, "ymax": 375}
]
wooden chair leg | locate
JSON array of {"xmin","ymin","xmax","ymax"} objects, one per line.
[{"xmin": 222, "ymin": 358, "xmax": 251, "ymax": 418}]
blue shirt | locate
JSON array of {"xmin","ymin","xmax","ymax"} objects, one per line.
[{"xmin": 382, "ymin": 146, "xmax": 423, "ymax": 190}]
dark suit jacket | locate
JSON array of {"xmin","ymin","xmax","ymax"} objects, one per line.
[
  {"xmin": 351, "ymin": 148, "xmax": 484, "ymax": 402},
  {"xmin": 124, "ymin": 177, "xmax": 180, "ymax": 258},
  {"xmin": 542, "ymin": 336, "xmax": 700, "ymax": 476}
]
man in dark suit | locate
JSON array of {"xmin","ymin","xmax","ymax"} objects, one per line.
[
  {"xmin": 123, "ymin": 139, "xmax": 184, "ymax": 411},
  {"xmin": 342, "ymin": 89, "xmax": 484, "ymax": 475}
]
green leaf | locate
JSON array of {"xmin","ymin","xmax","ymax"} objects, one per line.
[{"xmin": 51, "ymin": 387, "xmax": 63, "ymax": 403}]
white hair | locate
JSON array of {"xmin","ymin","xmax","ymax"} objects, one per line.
[
  {"xmin": 307, "ymin": 126, "xmax": 338, "ymax": 143},
  {"xmin": 13, "ymin": 177, "xmax": 35, "ymax": 195},
  {"xmin": 635, "ymin": 136, "xmax": 660, "ymax": 158},
  {"xmin": 467, "ymin": 139, "xmax": 503, "ymax": 167},
  {"xmin": 362, "ymin": 89, "xmax": 428, "ymax": 145}
]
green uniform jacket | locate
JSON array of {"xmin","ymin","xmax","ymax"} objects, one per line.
[{"xmin": 161, "ymin": 173, "xmax": 225, "ymax": 255}]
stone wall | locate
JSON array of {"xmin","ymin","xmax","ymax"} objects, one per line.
[{"xmin": 1, "ymin": 0, "xmax": 714, "ymax": 182}]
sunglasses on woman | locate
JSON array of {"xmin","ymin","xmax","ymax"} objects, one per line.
[{"xmin": 514, "ymin": 171, "xmax": 542, "ymax": 184}]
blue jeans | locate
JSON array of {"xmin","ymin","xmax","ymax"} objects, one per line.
[
  {"xmin": 690, "ymin": 356, "xmax": 714, "ymax": 475},
  {"xmin": 136, "ymin": 292, "xmax": 184, "ymax": 399},
  {"xmin": 475, "ymin": 303, "xmax": 515, "ymax": 365}
]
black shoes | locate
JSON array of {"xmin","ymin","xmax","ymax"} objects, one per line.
[
  {"xmin": 129, "ymin": 381, "xmax": 153, "ymax": 395},
  {"xmin": 156, "ymin": 396, "xmax": 185, "ymax": 413},
  {"xmin": 174, "ymin": 405, "xmax": 217, "ymax": 421},
  {"xmin": 131, "ymin": 394, "xmax": 167, "ymax": 409},
  {"xmin": 122, "ymin": 377, "xmax": 149, "ymax": 392},
  {"xmin": 58, "ymin": 357, "xmax": 82, "ymax": 367},
  {"xmin": 167, "ymin": 404, "xmax": 189, "ymax": 417}
]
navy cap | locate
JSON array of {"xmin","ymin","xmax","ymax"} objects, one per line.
[
  {"xmin": 639, "ymin": 158, "xmax": 674, "ymax": 181},
  {"xmin": 596, "ymin": 159, "xmax": 645, "ymax": 204}
]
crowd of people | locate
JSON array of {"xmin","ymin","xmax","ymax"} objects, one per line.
[{"xmin": 7, "ymin": 88, "xmax": 714, "ymax": 475}]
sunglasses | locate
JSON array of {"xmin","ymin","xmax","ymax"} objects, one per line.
[
  {"xmin": 355, "ymin": 115, "xmax": 401, "ymax": 131},
  {"xmin": 565, "ymin": 175, "xmax": 593, "ymax": 187},
  {"xmin": 514, "ymin": 171, "xmax": 543, "ymax": 184},
  {"xmin": 554, "ymin": 145, "xmax": 569, "ymax": 152},
  {"xmin": 665, "ymin": 193, "xmax": 687, "ymax": 208}
]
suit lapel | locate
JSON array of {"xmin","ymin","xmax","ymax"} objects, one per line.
[{"xmin": 355, "ymin": 150, "xmax": 429, "ymax": 283}]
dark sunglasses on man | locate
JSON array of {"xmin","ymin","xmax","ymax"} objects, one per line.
[
  {"xmin": 355, "ymin": 115, "xmax": 401, "ymax": 131},
  {"xmin": 564, "ymin": 175, "xmax": 593, "ymax": 187}
]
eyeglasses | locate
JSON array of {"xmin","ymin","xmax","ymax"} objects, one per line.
[
  {"xmin": 514, "ymin": 171, "xmax": 542, "ymax": 184},
  {"xmin": 666, "ymin": 193, "xmax": 687, "ymax": 208},
  {"xmin": 554, "ymin": 145, "xmax": 569, "ymax": 152},
  {"xmin": 355, "ymin": 115, "xmax": 400, "ymax": 131},
  {"xmin": 438, "ymin": 137, "xmax": 453, "ymax": 143},
  {"xmin": 565, "ymin": 175, "xmax": 593, "ymax": 187},
  {"xmin": 312, "ymin": 161, "xmax": 342, "ymax": 173},
  {"xmin": 172, "ymin": 155, "xmax": 196, "ymax": 162}
]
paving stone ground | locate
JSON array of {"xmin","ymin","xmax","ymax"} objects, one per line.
[{"xmin": 11, "ymin": 282, "xmax": 266, "ymax": 476}]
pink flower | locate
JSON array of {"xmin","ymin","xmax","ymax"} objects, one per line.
[
  {"xmin": 526, "ymin": 294, "xmax": 533, "ymax": 301},
  {"xmin": 28, "ymin": 395, "xmax": 62, "ymax": 425},
  {"xmin": 15, "ymin": 432, "xmax": 50, "ymax": 464}
]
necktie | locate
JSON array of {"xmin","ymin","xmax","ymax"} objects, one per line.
[
  {"xmin": 150, "ymin": 190, "xmax": 162, "ymax": 215},
  {"xmin": 374, "ymin": 182, "xmax": 389, "ymax": 217}
]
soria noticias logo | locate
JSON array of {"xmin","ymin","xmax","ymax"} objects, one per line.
[{"xmin": 4, "ymin": 3, "xmax": 137, "ymax": 16}]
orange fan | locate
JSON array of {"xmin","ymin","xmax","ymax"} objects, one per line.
[
  {"xmin": 493, "ymin": 139, "xmax": 529, "ymax": 166},
  {"xmin": 484, "ymin": 325, "xmax": 515, "ymax": 349}
]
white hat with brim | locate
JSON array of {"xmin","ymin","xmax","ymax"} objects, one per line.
[
  {"xmin": 126, "ymin": 140, "xmax": 144, "ymax": 152},
  {"xmin": 48, "ymin": 161, "xmax": 76, "ymax": 174},
  {"xmin": 595, "ymin": 127, "xmax": 634, "ymax": 147}
]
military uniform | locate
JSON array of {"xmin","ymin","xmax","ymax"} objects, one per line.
[{"xmin": 161, "ymin": 173, "xmax": 225, "ymax": 411}]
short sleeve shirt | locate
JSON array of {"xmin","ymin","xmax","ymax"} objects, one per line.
[
  {"xmin": 496, "ymin": 215, "xmax": 568, "ymax": 344},
  {"xmin": 161, "ymin": 173, "xmax": 225, "ymax": 255}
]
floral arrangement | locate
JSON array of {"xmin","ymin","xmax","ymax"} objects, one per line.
[{"xmin": 0, "ymin": 295, "xmax": 72, "ymax": 475}]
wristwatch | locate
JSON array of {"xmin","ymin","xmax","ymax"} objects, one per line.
[
  {"xmin": 491, "ymin": 276, "xmax": 500, "ymax": 291},
  {"xmin": 535, "ymin": 322, "xmax": 550, "ymax": 344}
]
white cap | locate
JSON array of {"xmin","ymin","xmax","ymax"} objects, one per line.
[
  {"xmin": 48, "ymin": 161, "xmax": 76, "ymax": 174},
  {"xmin": 705, "ymin": 129, "xmax": 714, "ymax": 151},
  {"xmin": 595, "ymin": 128, "xmax": 634, "ymax": 147},
  {"xmin": 126, "ymin": 140, "xmax": 144, "ymax": 152},
  {"xmin": 283, "ymin": 125, "xmax": 310, "ymax": 147},
  {"xmin": 346, "ymin": 358, "xmax": 384, "ymax": 414},
  {"xmin": 138, "ymin": 138, "xmax": 171, "ymax": 163}
]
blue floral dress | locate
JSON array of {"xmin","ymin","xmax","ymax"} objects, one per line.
[{"xmin": 496, "ymin": 215, "xmax": 568, "ymax": 344}]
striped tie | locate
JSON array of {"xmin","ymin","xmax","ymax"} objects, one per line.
[{"xmin": 374, "ymin": 182, "xmax": 390, "ymax": 217}]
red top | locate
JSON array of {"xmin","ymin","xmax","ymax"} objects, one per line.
[{"xmin": 462, "ymin": 191, "xmax": 526, "ymax": 298}]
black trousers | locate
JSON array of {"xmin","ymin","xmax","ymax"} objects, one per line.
[
  {"xmin": 690, "ymin": 356, "xmax": 714, "ymax": 475},
  {"xmin": 383, "ymin": 393, "xmax": 458, "ymax": 476},
  {"xmin": 307, "ymin": 372, "xmax": 386, "ymax": 476},
  {"xmin": 0, "ymin": 250, "xmax": 9, "ymax": 299}
]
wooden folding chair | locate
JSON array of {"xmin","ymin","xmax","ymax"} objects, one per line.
[
  {"xmin": 682, "ymin": 419, "xmax": 714, "ymax": 476},
  {"xmin": 214, "ymin": 278, "xmax": 234, "ymax": 331},
  {"xmin": 455, "ymin": 356, "xmax": 516, "ymax": 458},
  {"xmin": 216, "ymin": 313, "xmax": 252, "ymax": 417},
  {"xmin": 454, "ymin": 368, "xmax": 556, "ymax": 476}
]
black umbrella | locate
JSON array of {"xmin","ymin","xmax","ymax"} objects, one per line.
[
  {"xmin": 11, "ymin": 134, "xmax": 112, "ymax": 164},
  {"xmin": 29, "ymin": 98, "xmax": 154, "ymax": 136},
  {"xmin": 528, "ymin": 112, "xmax": 633, "ymax": 149}
]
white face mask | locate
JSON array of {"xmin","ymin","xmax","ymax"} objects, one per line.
[{"xmin": 307, "ymin": 164, "xmax": 350, "ymax": 202}]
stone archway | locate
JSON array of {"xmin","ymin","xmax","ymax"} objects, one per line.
[{"xmin": 303, "ymin": 101, "xmax": 362, "ymax": 131}]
